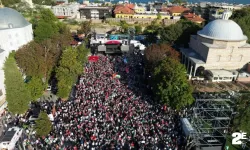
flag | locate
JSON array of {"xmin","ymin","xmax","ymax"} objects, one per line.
[
  {"xmin": 123, "ymin": 58, "xmax": 128, "ymax": 64},
  {"xmin": 88, "ymin": 56, "xmax": 99, "ymax": 62},
  {"xmin": 125, "ymin": 67, "xmax": 129, "ymax": 73},
  {"xmin": 52, "ymin": 105, "xmax": 56, "ymax": 116}
]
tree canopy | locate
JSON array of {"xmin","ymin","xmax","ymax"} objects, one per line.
[
  {"xmin": 78, "ymin": 21, "xmax": 92, "ymax": 36},
  {"xmin": 56, "ymin": 47, "xmax": 84, "ymax": 99},
  {"xmin": 230, "ymin": 7, "xmax": 250, "ymax": 43},
  {"xmin": 160, "ymin": 20, "xmax": 201, "ymax": 47},
  {"xmin": 152, "ymin": 57, "xmax": 194, "ymax": 110},
  {"xmin": 135, "ymin": 25, "xmax": 142, "ymax": 35},
  {"xmin": 2, "ymin": 0, "xmax": 21, "ymax": 7},
  {"xmin": 143, "ymin": 21, "xmax": 161, "ymax": 44},
  {"xmin": 171, "ymin": 0, "xmax": 186, "ymax": 4},
  {"xmin": 233, "ymin": 94, "xmax": 250, "ymax": 135},
  {"xmin": 34, "ymin": 21, "xmax": 59, "ymax": 42},
  {"xmin": 4, "ymin": 52, "xmax": 31, "ymax": 114},
  {"xmin": 26, "ymin": 76, "xmax": 45, "ymax": 101},
  {"xmin": 119, "ymin": 20, "xmax": 129, "ymax": 33},
  {"xmin": 32, "ymin": 9, "xmax": 61, "ymax": 42},
  {"xmin": 33, "ymin": 0, "xmax": 56, "ymax": 5},
  {"xmin": 15, "ymin": 10, "xmax": 72, "ymax": 101},
  {"xmin": 35, "ymin": 111, "xmax": 52, "ymax": 137},
  {"xmin": 144, "ymin": 43, "xmax": 180, "ymax": 72}
]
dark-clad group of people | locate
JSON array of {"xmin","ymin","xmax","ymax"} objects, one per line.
[{"xmin": 15, "ymin": 51, "xmax": 189, "ymax": 150}]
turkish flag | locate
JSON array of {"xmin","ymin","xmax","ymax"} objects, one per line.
[{"xmin": 88, "ymin": 56, "xmax": 99, "ymax": 62}]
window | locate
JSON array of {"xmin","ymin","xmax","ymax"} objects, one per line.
[
  {"xmin": 227, "ymin": 55, "xmax": 232, "ymax": 61},
  {"xmin": 10, "ymin": 42, "xmax": 13, "ymax": 46},
  {"xmin": 214, "ymin": 77, "xmax": 218, "ymax": 80},
  {"xmin": 239, "ymin": 55, "xmax": 243, "ymax": 62},
  {"xmin": 219, "ymin": 77, "xmax": 223, "ymax": 80},
  {"xmin": 217, "ymin": 55, "xmax": 221, "ymax": 62},
  {"xmin": 8, "ymin": 34, "xmax": 12, "ymax": 39},
  {"xmin": 230, "ymin": 46, "xmax": 234, "ymax": 54}
]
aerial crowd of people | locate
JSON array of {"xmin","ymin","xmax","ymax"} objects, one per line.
[{"xmin": 14, "ymin": 51, "xmax": 189, "ymax": 149}]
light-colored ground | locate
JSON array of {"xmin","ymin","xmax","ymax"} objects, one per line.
[{"xmin": 192, "ymin": 81, "xmax": 250, "ymax": 93}]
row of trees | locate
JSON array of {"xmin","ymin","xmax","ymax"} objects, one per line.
[
  {"xmin": 144, "ymin": 44, "xmax": 194, "ymax": 110},
  {"xmin": 56, "ymin": 45, "xmax": 89, "ymax": 99},
  {"xmin": 4, "ymin": 52, "xmax": 31, "ymax": 114},
  {"xmin": 15, "ymin": 9, "xmax": 72, "ymax": 103},
  {"xmin": 5, "ymin": 9, "xmax": 89, "ymax": 115},
  {"xmin": 143, "ymin": 19, "xmax": 201, "ymax": 46}
]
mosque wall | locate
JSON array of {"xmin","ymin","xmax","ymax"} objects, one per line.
[
  {"xmin": 198, "ymin": 36, "xmax": 213, "ymax": 44},
  {"xmin": 0, "ymin": 24, "xmax": 33, "ymax": 53},
  {"xmin": 203, "ymin": 46, "xmax": 250, "ymax": 70}
]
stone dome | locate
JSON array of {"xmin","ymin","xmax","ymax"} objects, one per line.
[
  {"xmin": 0, "ymin": 7, "xmax": 30, "ymax": 30},
  {"xmin": 197, "ymin": 19, "xmax": 247, "ymax": 41}
]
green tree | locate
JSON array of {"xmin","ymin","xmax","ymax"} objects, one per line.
[
  {"xmin": 144, "ymin": 43, "xmax": 180, "ymax": 72},
  {"xmin": 78, "ymin": 21, "xmax": 92, "ymax": 36},
  {"xmin": 171, "ymin": 0, "xmax": 186, "ymax": 4},
  {"xmin": 119, "ymin": 20, "xmax": 129, "ymax": 33},
  {"xmin": 157, "ymin": 13, "xmax": 162, "ymax": 20},
  {"xmin": 33, "ymin": 0, "xmax": 56, "ymax": 5},
  {"xmin": 56, "ymin": 47, "xmax": 83, "ymax": 99},
  {"xmin": 160, "ymin": 20, "xmax": 201, "ymax": 47},
  {"xmin": 231, "ymin": 8, "xmax": 250, "ymax": 43},
  {"xmin": 231, "ymin": 7, "xmax": 250, "ymax": 20},
  {"xmin": 235, "ymin": 16, "xmax": 250, "ymax": 43},
  {"xmin": 152, "ymin": 57, "xmax": 194, "ymax": 110},
  {"xmin": 35, "ymin": 111, "xmax": 52, "ymax": 137},
  {"xmin": 39, "ymin": 9, "xmax": 58, "ymax": 23},
  {"xmin": 143, "ymin": 21, "xmax": 161, "ymax": 44},
  {"xmin": 4, "ymin": 52, "xmax": 31, "ymax": 114},
  {"xmin": 77, "ymin": 44, "xmax": 90, "ymax": 65},
  {"xmin": 233, "ymin": 94, "xmax": 250, "ymax": 135},
  {"xmin": 26, "ymin": 76, "xmax": 45, "ymax": 101},
  {"xmin": 135, "ymin": 25, "xmax": 142, "ymax": 35},
  {"xmin": 2, "ymin": 0, "xmax": 21, "ymax": 7},
  {"xmin": 34, "ymin": 21, "xmax": 58, "ymax": 42}
]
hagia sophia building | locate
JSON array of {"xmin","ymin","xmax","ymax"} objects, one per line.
[{"xmin": 0, "ymin": 6, "xmax": 33, "ymax": 113}]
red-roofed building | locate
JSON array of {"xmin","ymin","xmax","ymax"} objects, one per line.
[
  {"xmin": 183, "ymin": 13, "xmax": 205, "ymax": 24},
  {"xmin": 168, "ymin": 6, "xmax": 190, "ymax": 16},
  {"xmin": 113, "ymin": 5, "xmax": 134, "ymax": 18}
]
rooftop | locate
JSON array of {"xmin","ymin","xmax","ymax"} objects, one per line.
[
  {"xmin": 201, "ymin": 42, "xmax": 226, "ymax": 49},
  {"xmin": 183, "ymin": 13, "xmax": 205, "ymax": 23},
  {"xmin": 168, "ymin": 6, "xmax": 190, "ymax": 14},
  {"xmin": 207, "ymin": 69, "xmax": 236, "ymax": 77},
  {"xmin": 114, "ymin": 5, "xmax": 134, "ymax": 14},
  {"xmin": 180, "ymin": 48, "xmax": 205, "ymax": 64}
]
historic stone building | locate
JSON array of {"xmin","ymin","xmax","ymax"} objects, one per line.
[{"xmin": 180, "ymin": 11, "xmax": 250, "ymax": 81}]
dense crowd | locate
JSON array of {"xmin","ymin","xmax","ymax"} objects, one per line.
[{"xmin": 16, "ymin": 51, "xmax": 188, "ymax": 149}]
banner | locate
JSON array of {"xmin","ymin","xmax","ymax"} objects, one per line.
[{"xmin": 88, "ymin": 56, "xmax": 99, "ymax": 62}]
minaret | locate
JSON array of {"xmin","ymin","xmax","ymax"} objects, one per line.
[{"xmin": 221, "ymin": 10, "xmax": 232, "ymax": 20}]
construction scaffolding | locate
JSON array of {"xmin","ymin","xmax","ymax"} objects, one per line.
[{"xmin": 189, "ymin": 93, "xmax": 235, "ymax": 149}]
